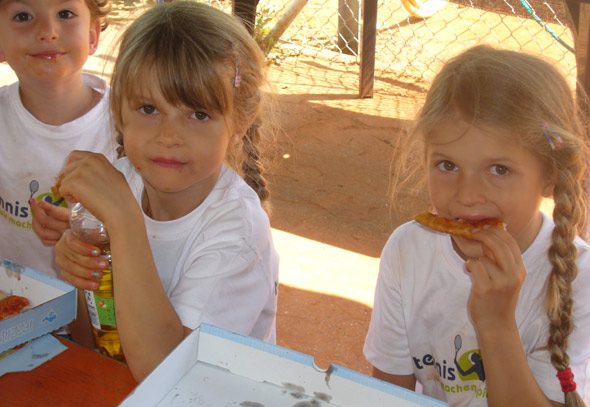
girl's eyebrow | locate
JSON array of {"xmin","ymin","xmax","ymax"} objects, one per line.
[
  {"xmin": 2, "ymin": 0, "xmax": 25, "ymax": 7},
  {"xmin": 428, "ymin": 150, "xmax": 519, "ymax": 164}
]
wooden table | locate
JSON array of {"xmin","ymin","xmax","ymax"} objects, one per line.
[{"xmin": 0, "ymin": 336, "xmax": 136, "ymax": 407}]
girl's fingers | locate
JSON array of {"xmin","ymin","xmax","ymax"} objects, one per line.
[
  {"xmin": 470, "ymin": 227, "xmax": 524, "ymax": 280},
  {"xmin": 37, "ymin": 200, "xmax": 71, "ymax": 223},
  {"xmin": 465, "ymin": 257, "xmax": 492, "ymax": 285},
  {"xmin": 61, "ymin": 269, "xmax": 100, "ymax": 291},
  {"xmin": 64, "ymin": 230, "xmax": 107, "ymax": 260},
  {"xmin": 55, "ymin": 231, "xmax": 105, "ymax": 290},
  {"xmin": 30, "ymin": 199, "xmax": 71, "ymax": 245}
]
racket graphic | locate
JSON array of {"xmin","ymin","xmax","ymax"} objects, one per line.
[{"xmin": 454, "ymin": 334, "xmax": 462, "ymax": 359}]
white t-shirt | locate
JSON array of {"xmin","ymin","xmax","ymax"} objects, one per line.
[
  {"xmin": 115, "ymin": 158, "xmax": 279, "ymax": 342},
  {"xmin": 364, "ymin": 213, "xmax": 590, "ymax": 406},
  {"xmin": 0, "ymin": 74, "xmax": 118, "ymax": 278}
]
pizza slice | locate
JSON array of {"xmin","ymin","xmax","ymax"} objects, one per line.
[
  {"xmin": 413, "ymin": 211, "xmax": 505, "ymax": 238},
  {"xmin": 51, "ymin": 174, "xmax": 63, "ymax": 200},
  {"xmin": 0, "ymin": 294, "xmax": 30, "ymax": 321},
  {"xmin": 0, "ymin": 293, "xmax": 32, "ymax": 359}
]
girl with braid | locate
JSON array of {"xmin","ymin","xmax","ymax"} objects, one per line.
[
  {"xmin": 364, "ymin": 45, "xmax": 590, "ymax": 406},
  {"xmin": 52, "ymin": 1, "xmax": 279, "ymax": 381}
]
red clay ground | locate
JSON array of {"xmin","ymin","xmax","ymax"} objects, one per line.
[{"xmin": 266, "ymin": 56, "xmax": 430, "ymax": 375}]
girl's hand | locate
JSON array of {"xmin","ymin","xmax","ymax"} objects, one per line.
[
  {"xmin": 30, "ymin": 199, "xmax": 70, "ymax": 246},
  {"xmin": 56, "ymin": 151, "xmax": 132, "ymax": 228},
  {"xmin": 55, "ymin": 230, "xmax": 107, "ymax": 291},
  {"xmin": 465, "ymin": 227, "xmax": 526, "ymax": 332}
]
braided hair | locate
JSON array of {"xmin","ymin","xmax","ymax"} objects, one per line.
[{"xmin": 394, "ymin": 45, "xmax": 589, "ymax": 406}]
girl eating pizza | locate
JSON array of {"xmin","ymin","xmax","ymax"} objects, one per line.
[{"xmin": 364, "ymin": 45, "xmax": 590, "ymax": 407}]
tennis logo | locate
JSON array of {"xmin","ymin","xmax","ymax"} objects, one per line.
[
  {"xmin": 412, "ymin": 334, "xmax": 488, "ymax": 400},
  {"xmin": 453, "ymin": 334, "xmax": 485, "ymax": 382}
]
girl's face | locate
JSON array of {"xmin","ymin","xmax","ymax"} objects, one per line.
[
  {"xmin": 426, "ymin": 118, "xmax": 555, "ymax": 259},
  {"xmin": 119, "ymin": 70, "xmax": 241, "ymax": 215}
]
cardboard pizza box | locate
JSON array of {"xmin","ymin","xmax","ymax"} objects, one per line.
[
  {"xmin": 120, "ymin": 323, "xmax": 447, "ymax": 407},
  {"xmin": 0, "ymin": 259, "xmax": 76, "ymax": 354}
]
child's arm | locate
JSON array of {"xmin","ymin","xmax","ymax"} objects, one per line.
[
  {"xmin": 55, "ymin": 151, "xmax": 189, "ymax": 381},
  {"xmin": 467, "ymin": 227, "xmax": 558, "ymax": 407},
  {"xmin": 30, "ymin": 199, "xmax": 70, "ymax": 246}
]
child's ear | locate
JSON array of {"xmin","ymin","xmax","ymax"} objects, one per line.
[
  {"xmin": 88, "ymin": 19, "xmax": 101, "ymax": 56},
  {"xmin": 230, "ymin": 132, "xmax": 243, "ymax": 148}
]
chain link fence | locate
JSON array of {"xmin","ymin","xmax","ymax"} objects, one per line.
[
  {"xmin": 119, "ymin": 0, "xmax": 576, "ymax": 92},
  {"xmin": 203, "ymin": 0, "xmax": 576, "ymax": 89}
]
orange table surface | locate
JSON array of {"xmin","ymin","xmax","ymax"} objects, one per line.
[{"xmin": 0, "ymin": 336, "xmax": 137, "ymax": 407}]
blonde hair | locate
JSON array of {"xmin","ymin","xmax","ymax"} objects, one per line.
[
  {"xmin": 394, "ymin": 45, "xmax": 589, "ymax": 406},
  {"xmin": 86, "ymin": 0, "xmax": 110, "ymax": 31},
  {"xmin": 110, "ymin": 1, "xmax": 277, "ymax": 205}
]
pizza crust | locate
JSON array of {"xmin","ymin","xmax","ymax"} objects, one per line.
[
  {"xmin": 51, "ymin": 175, "xmax": 63, "ymax": 199},
  {"xmin": 413, "ymin": 212, "xmax": 505, "ymax": 238}
]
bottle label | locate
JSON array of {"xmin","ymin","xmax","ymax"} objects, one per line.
[{"xmin": 84, "ymin": 290, "xmax": 117, "ymax": 330}]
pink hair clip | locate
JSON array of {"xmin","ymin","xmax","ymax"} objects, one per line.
[
  {"xmin": 541, "ymin": 123, "xmax": 564, "ymax": 151},
  {"xmin": 232, "ymin": 43, "xmax": 241, "ymax": 88}
]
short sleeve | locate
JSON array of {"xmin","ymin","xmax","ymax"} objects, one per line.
[
  {"xmin": 167, "ymin": 199, "xmax": 276, "ymax": 341},
  {"xmin": 363, "ymin": 233, "xmax": 414, "ymax": 375}
]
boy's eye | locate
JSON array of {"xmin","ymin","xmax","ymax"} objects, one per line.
[
  {"xmin": 57, "ymin": 10, "xmax": 76, "ymax": 19},
  {"xmin": 13, "ymin": 12, "xmax": 32, "ymax": 22},
  {"xmin": 191, "ymin": 111, "xmax": 210, "ymax": 121},
  {"xmin": 490, "ymin": 164, "xmax": 509, "ymax": 176},
  {"xmin": 437, "ymin": 160, "xmax": 457, "ymax": 172},
  {"xmin": 139, "ymin": 105, "xmax": 158, "ymax": 115}
]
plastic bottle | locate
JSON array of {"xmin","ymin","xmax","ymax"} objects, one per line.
[{"xmin": 70, "ymin": 203, "xmax": 125, "ymax": 362}]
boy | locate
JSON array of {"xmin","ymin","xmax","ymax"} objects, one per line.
[{"xmin": 0, "ymin": 0, "xmax": 117, "ymax": 278}]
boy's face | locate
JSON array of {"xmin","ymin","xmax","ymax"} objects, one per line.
[{"xmin": 0, "ymin": 0, "xmax": 100, "ymax": 85}]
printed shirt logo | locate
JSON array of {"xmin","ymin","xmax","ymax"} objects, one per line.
[
  {"xmin": 0, "ymin": 179, "xmax": 68, "ymax": 231},
  {"xmin": 413, "ymin": 333, "xmax": 488, "ymax": 402},
  {"xmin": 454, "ymin": 334, "xmax": 485, "ymax": 381}
]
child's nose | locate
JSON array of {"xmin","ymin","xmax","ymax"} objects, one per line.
[
  {"xmin": 36, "ymin": 19, "xmax": 59, "ymax": 42},
  {"xmin": 456, "ymin": 173, "xmax": 486, "ymax": 206},
  {"xmin": 156, "ymin": 119, "xmax": 183, "ymax": 147}
]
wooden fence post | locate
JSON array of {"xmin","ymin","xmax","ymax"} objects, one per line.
[
  {"xmin": 563, "ymin": 0, "xmax": 590, "ymax": 111},
  {"xmin": 359, "ymin": 0, "xmax": 377, "ymax": 98},
  {"xmin": 233, "ymin": 0, "xmax": 258, "ymax": 35}
]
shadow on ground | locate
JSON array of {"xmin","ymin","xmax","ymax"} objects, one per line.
[
  {"xmin": 276, "ymin": 284, "xmax": 373, "ymax": 375},
  {"xmin": 269, "ymin": 92, "xmax": 428, "ymax": 258}
]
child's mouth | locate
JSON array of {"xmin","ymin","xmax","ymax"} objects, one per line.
[
  {"xmin": 32, "ymin": 52, "xmax": 65, "ymax": 60},
  {"xmin": 152, "ymin": 158, "xmax": 184, "ymax": 168}
]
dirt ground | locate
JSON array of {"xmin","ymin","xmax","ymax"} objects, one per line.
[{"xmin": 262, "ymin": 50, "xmax": 432, "ymax": 374}]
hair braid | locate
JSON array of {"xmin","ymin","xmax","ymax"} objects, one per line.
[
  {"xmin": 547, "ymin": 171, "xmax": 586, "ymax": 406},
  {"xmin": 241, "ymin": 123, "xmax": 270, "ymax": 205},
  {"xmin": 400, "ymin": 45, "xmax": 590, "ymax": 405}
]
